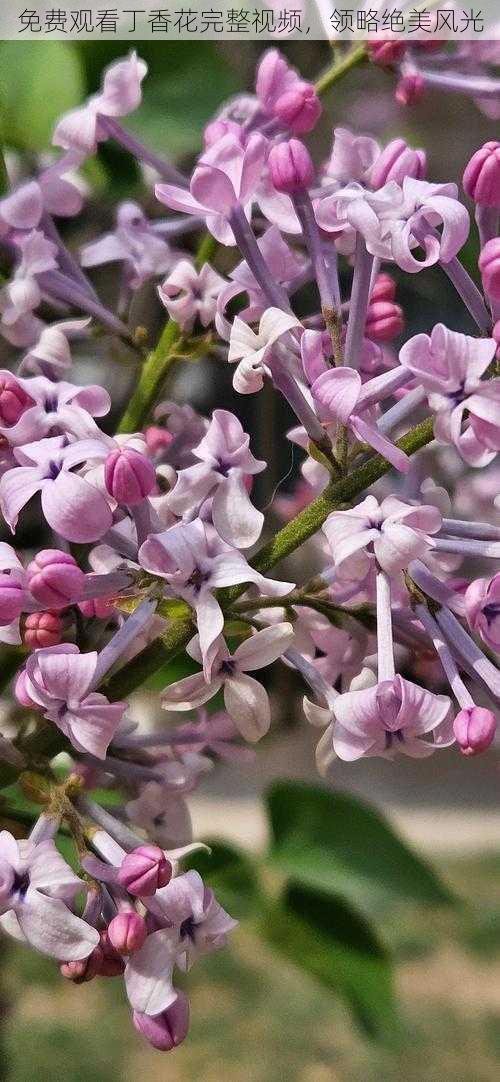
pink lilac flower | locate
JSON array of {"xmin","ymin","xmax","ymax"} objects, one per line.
[
  {"xmin": 322, "ymin": 494, "xmax": 443, "ymax": 580},
  {"xmin": 315, "ymin": 178, "xmax": 469, "ymax": 273},
  {"xmin": 464, "ymin": 573, "xmax": 500, "ymax": 651},
  {"xmin": 133, "ymin": 991, "xmax": 190, "ymax": 1051},
  {"xmin": 19, "ymin": 318, "xmax": 91, "ymax": 376},
  {"xmin": 125, "ymin": 782, "xmax": 193, "ymax": 849},
  {"xmin": 81, "ymin": 202, "xmax": 176, "ymax": 289},
  {"xmin": 158, "ymin": 260, "xmax": 226, "ymax": 332},
  {"xmin": 166, "ymin": 409, "xmax": 265, "ymax": 548},
  {"xmin": 311, "ymin": 365, "xmax": 411, "ymax": 472},
  {"xmin": 216, "ymin": 226, "xmax": 305, "ymax": 340},
  {"xmin": 53, "ymin": 52, "xmax": 148, "ymax": 155},
  {"xmin": 156, "ymin": 132, "xmax": 268, "ymax": 246},
  {"xmin": 161, "ymin": 622, "xmax": 294, "ymax": 742},
  {"xmin": 20, "ymin": 643, "xmax": 127, "ymax": 758},
  {"xmin": 138, "ymin": 520, "xmax": 293, "ymax": 677},
  {"xmin": 0, "ymin": 830, "xmax": 99, "ymax": 960},
  {"xmin": 255, "ymin": 49, "xmax": 321, "ymax": 134},
  {"xmin": 0, "ymin": 230, "xmax": 58, "ymax": 347},
  {"xmin": 399, "ymin": 324, "xmax": 500, "ymax": 466},
  {"xmin": 479, "ymin": 238, "xmax": 500, "ymax": 302},
  {"xmin": 228, "ymin": 306, "xmax": 301, "ymax": 394},
  {"xmin": 0, "ymin": 373, "xmax": 110, "ymax": 446},
  {"xmin": 0, "ymin": 435, "xmax": 113, "ymax": 542}
]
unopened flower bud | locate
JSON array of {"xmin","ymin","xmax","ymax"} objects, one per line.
[
  {"xmin": 370, "ymin": 138, "xmax": 426, "ymax": 189},
  {"xmin": 60, "ymin": 946, "xmax": 104, "ymax": 983},
  {"xmin": 133, "ymin": 991, "xmax": 190, "ymax": 1052},
  {"xmin": 27, "ymin": 549, "xmax": 85, "ymax": 609},
  {"xmin": 118, "ymin": 844, "xmax": 172, "ymax": 897},
  {"xmin": 365, "ymin": 299, "xmax": 404, "ymax": 342},
  {"xmin": 107, "ymin": 911, "xmax": 147, "ymax": 955},
  {"xmin": 370, "ymin": 274, "xmax": 397, "ymax": 303},
  {"xmin": 23, "ymin": 611, "xmax": 63, "ymax": 649},
  {"xmin": 272, "ymin": 82, "xmax": 321, "ymax": 135},
  {"xmin": 0, "ymin": 574, "xmax": 24, "ymax": 625},
  {"xmin": 0, "ymin": 375, "xmax": 33, "ymax": 427},
  {"xmin": 99, "ymin": 928, "xmax": 126, "ymax": 976},
  {"xmin": 454, "ymin": 706, "xmax": 497, "ymax": 756},
  {"xmin": 104, "ymin": 447, "xmax": 156, "ymax": 506},
  {"xmin": 145, "ymin": 425, "xmax": 174, "ymax": 456},
  {"xmin": 395, "ymin": 73, "xmax": 425, "ymax": 107},
  {"xmin": 479, "ymin": 238, "xmax": 500, "ymax": 302},
  {"xmin": 78, "ymin": 593, "xmax": 115, "ymax": 620},
  {"xmin": 463, "ymin": 141, "xmax": 500, "ymax": 207},
  {"xmin": 268, "ymin": 139, "xmax": 314, "ymax": 194},
  {"xmin": 367, "ymin": 39, "xmax": 407, "ymax": 66}
]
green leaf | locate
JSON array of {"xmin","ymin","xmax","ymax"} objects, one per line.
[
  {"xmin": 263, "ymin": 883, "xmax": 397, "ymax": 1040},
  {"xmin": 267, "ymin": 781, "xmax": 454, "ymax": 911},
  {"xmin": 0, "ymin": 43, "xmax": 84, "ymax": 152},
  {"xmin": 126, "ymin": 44, "xmax": 240, "ymax": 160},
  {"xmin": 187, "ymin": 838, "xmax": 262, "ymax": 919}
]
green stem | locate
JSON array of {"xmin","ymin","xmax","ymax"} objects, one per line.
[
  {"xmin": 195, "ymin": 232, "xmax": 218, "ymax": 269},
  {"xmin": 315, "ymin": 45, "xmax": 367, "ymax": 97},
  {"xmin": 117, "ymin": 318, "xmax": 182, "ymax": 433},
  {"xmin": 0, "ymin": 146, "xmax": 8, "ymax": 198}
]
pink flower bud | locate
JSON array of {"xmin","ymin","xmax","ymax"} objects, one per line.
[
  {"xmin": 23, "ymin": 610, "xmax": 63, "ymax": 649},
  {"xmin": 107, "ymin": 911, "xmax": 147, "ymax": 955},
  {"xmin": 78, "ymin": 594, "xmax": 115, "ymax": 620},
  {"xmin": 145, "ymin": 425, "xmax": 174, "ymax": 456},
  {"xmin": 272, "ymin": 82, "xmax": 322, "ymax": 135},
  {"xmin": 370, "ymin": 139, "xmax": 426, "ymax": 189},
  {"xmin": 370, "ymin": 274, "xmax": 397, "ymax": 304},
  {"xmin": 454, "ymin": 707, "xmax": 497, "ymax": 756},
  {"xmin": 395, "ymin": 73, "xmax": 425, "ymax": 107},
  {"xmin": 479, "ymin": 238, "xmax": 500, "ymax": 302},
  {"xmin": 268, "ymin": 139, "xmax": 314, "ymax": 194},
  {"xmin": 98, "ymin": 928, "xmax": 126, "ymax": 977},
  {"xmin": 104, "ymin": 447, "xmax": 156, "ymax": 506},
  {"xmin": 60, "ymin": 946, "xmax": 104, "ymax": 983},
  {"xmin": 117, "ymin": 844, "xmax": 172, "ymax": 897},
  {"xmin": 367, "ymin": 40, "xmax": 407, "ymax": 66},
  {"xmin": 365, "ymin": 299, "xmax": 405, "ymax": 342},
  {"xmin": 27, "ymin": 549, "xmax": 85, "ymax": 609},
  {"xmin": 0, "ymin": 375, "xmax": 34, "ymax": 427},
  {"xmin": 463, "ymin": 141, "xmax": 500, "ymax": 207},
  {"xmin": 133, "ymin": 991, "xmax": 190, "ymax": 1052},
  {"xmin": 0, "ymin": 574, "xmax": 24, "ymax": 625},
  {"xmin": 14, "ymin": 669, "xmax": 36, "ymax": 708}
]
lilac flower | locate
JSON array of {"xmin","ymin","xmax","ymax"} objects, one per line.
[
  {"xmin": 0, "ymin": 373, "xmax": 110, "ymax": 446},
  {"xmin": 81, "ymin": 202, "xmax": 177, "ymax": 290},
  {"xmin": 0, "ymin": 156, "xmax": 85, "ymax": 238},
  {"xmin": 0, "ymin": 830, "xmax": 99, "ymax": 960},
  {"xmin": 0, "ymin": 542, "xmax": 28, "ymax": 645},
  {"xmin": 139, "ymin": 520, "xmax": 293, "ymax": 677},
  {"xmin": 228, "ymin": 306, "xmax": 301, "ymax": 394},
  {"xmin": 161, "ymin": 622, "xmax": 294, "ymax": 742},
  {"xmin": 323, "ymin": 127, "xmax": 380, "ymax": 187},
  {"xmin": 21, "ymin": 644, "xmax": 127, "ymax": 759},
  {"xmin": 166, "ymin": 409, "xmax": 265, "ymax": 548},
  {"xmin": 255, "ymin": 49, "xmax": 321, "ymax": 134},
  {"xmin": 323, "ymin": 495, "xmax": 443, "ymax": 580},
  {"xmin": 332, "ymin": 669, "xmax": 453, "ymax": 760},
  {"xmin": 315, "ymin": 178, "xmax": 469, "ymax": 273},
  {"xmin": 53, "ymin": 52, "xmax": 148, "ymax": 155},
  {"xmin": 0, "ymin": 435, "xmax": 113, "ymax": 542},
  {"xmin": 156, "ymin": 132, "xmax": 268, "ymax": 246},
  {"xmin": 465, "ymin": 574, "xmax": 500, "ymax": 651},
  {"xmin": 216, "ymin": 225, "xmax": 305, "ymax": 339},
  {"xmin": 158, "ymin": 260, "xmax": 226, "ymax": 332},
  {"xmin": 19, "ymin": 318, "xmax": 91, "ymax": 376},
  {"xmin": 126, "ymin": 782, "xmax": 193, "ymax": 849},
  {"xmin": 311, "ymin": 365, "xmax": 411, "ymax": 472},
  {"xmin": 399, "ymin": 324, "xmax": 500, "ymax": 466},
  {"xmin": 0, "ymin": 230, "xmax": 58, "ymax": 347}
]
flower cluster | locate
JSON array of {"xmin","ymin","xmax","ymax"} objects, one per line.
[{"xmin": 0, "ymin": 44, "xmax": 499, "ymax": 1054}]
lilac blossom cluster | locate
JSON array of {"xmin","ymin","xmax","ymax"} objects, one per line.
[{"xmin": 0, "ymin": 44, "xmax": 499, "ymax": 1053}]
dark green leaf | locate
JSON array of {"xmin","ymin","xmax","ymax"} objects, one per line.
[
  {"xmin": 263, "ymin": 883, "xmax": 397, "ymax": 1040},
  {"xmin": 267, "ymin": 781, "xmax": 454, "ymax": 911},
  {"xmin": 187, "ymin": 838, "xmax": 262, "ymax": 919}
]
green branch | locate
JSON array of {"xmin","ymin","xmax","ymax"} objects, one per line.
[{"xmin": 315, "ymin": 45, "xmax": 367, "ymax": 97}]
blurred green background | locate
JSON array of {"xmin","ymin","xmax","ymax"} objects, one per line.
[{"xmin": 1, "ymin": 39, "xmax": 500, "ymax": 1082}]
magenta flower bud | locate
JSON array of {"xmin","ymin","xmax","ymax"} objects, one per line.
[
  {"xmin": 367, "ymin": 39, "xmax": 407, "ymax": 66},
  {"xmin": 98, "ymin": 928, "xmax": 126, "ymax": 976},
  {"xmin": 268, "ymin": 139, "xmax": 314, "ymax": 194},
  {"xmin": 479, "ymin": 238, "xmax": 500, "ymax": 302},
  {"xmin": 23, "ymin": 610, "xmax": 63, "ymax": 649},
  {"xmin": 104, "ymin": 447, "xmax": 156, "ymax": 506},
  {"xmin": 107, "ymin": 911, "xmax": 147, "ymax": 955},
  {"xmin": 370, "ymin": 274, "xmax": 397, "ymax": 304},
  {"xmin": 145, "ymin": 425, "xmax": 174, "ymax": 456},
  {"xmin": 14, "ymin": 669, "xmax": 36, "ymax": 708},
  {"xmin": 78, "ymin": 593, "xmax": 115, "ymax": 620},
  {"xmin": 272, "ymin": 82, "xmax": 322, "ymax": 135},
  {"xmin": 365, "ymin": 300, "xmax": 405, "ymax": 342},
  {"xmin": 133, "ymin": 991, "xmax": 190, "ymax": 1052},
  {"xmin": 370, "ymin": 139, "xmax": 426, "ymax": 189},
  {"xmin": 0, "ymin": 375, "xmax": 33, "ymax": 427},
  {"xmin": 0, "ymin": 574, "xmax": 24, "ymax": 625},
  {"xmin": 60, "ymin": 946, "xmax": 104, "ymax": 983},
  {"xmin": 27, "ymin": 549, "xmax": 85, "ymax": 609},
  {"xmin": 395, "ymin": 72, "xmax": 425, "ymax": 107},
  {"xmin": 117, "ymin": 844, "xmax": 172, "ymax": 897},
  {"xmin": 453, "ymin": 707, "xmax": 497, "ymax": 756},
  {"xmin": 463, "ymin": 141, "xmax": 500, "ymax": 207}
]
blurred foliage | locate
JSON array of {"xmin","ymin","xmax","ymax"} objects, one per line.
[{"xmin": 0, "ymin": 43, "xmax": 83, "ymax": 151}]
